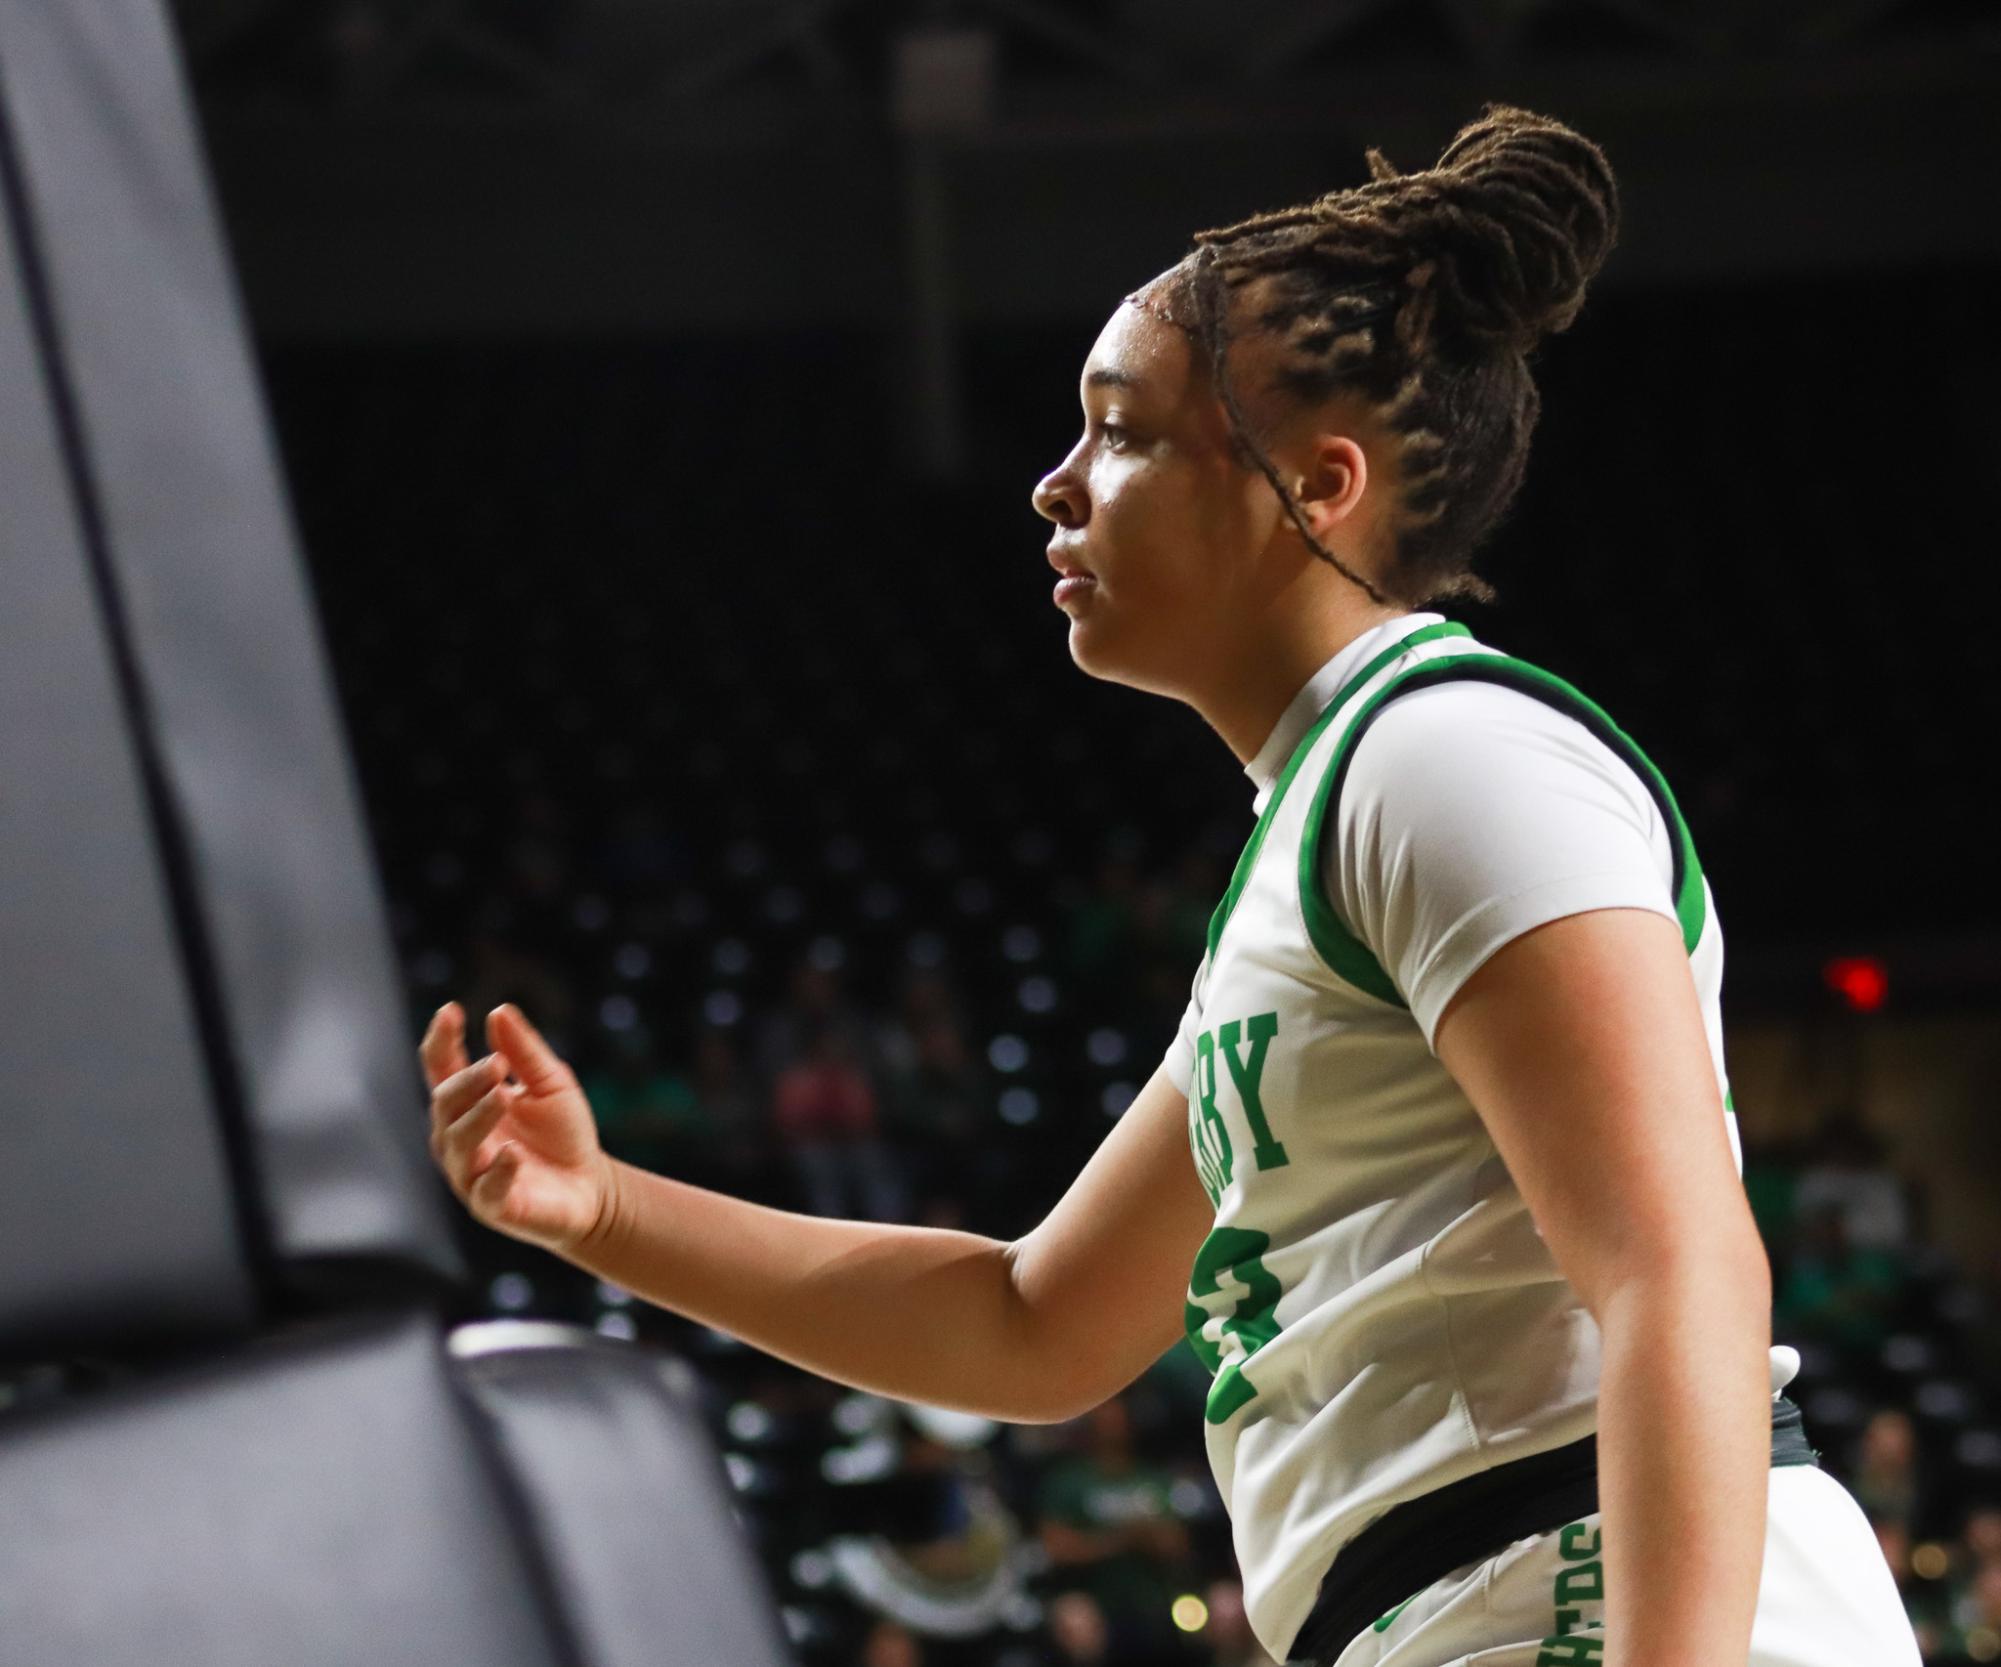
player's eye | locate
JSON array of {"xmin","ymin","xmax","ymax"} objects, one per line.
[{"xmin": 1099, "ymin": 421, "xmax": 1132, "ymax": 451}]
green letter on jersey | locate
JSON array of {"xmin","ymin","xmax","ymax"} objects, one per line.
[
  {"xmin": 1217, "ymin": 1012, "xmax": 1287, "ymax": 1171},
  {"xmin": 1536, "ymin": 1520, "xmax": 1606, "ymax": 1664},
  {"xmin": 1184, "ymin": 1226, "xmax": 1283, "ymax": 1424},
  {"xmin": 1191, "ymin": 1030, "xmax": 1234, "ymax": 1201}
]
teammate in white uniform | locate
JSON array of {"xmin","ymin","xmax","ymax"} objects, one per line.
[{"xmin": 415, "ymin": 104, "xmax": 1921, "ymax": 1667}]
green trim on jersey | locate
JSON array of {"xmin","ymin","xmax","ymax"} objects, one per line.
[
  {"xmin": 1205, "ymin": 621, "xmax": 1474, "ymax": 965},
  {"xmin": 1373, "ymin": 1594, "xmax": 1417, "ymax": 1633},
  {"xmin": 1297, "ymin": 652, "xmax": 1709, "ymax": 1007}
]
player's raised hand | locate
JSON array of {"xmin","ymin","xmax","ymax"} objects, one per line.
[{"xmin": 420, "ymin": 1000, "xmax": 620, "ymax": 1258}]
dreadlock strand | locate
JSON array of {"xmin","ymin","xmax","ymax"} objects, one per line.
[{"xmin": 1189, "ymin": 249, "xmax": 1394, "ymax": 608}]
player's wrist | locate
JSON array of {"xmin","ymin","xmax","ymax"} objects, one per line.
[{"xmin": 566, "ymin": 1151, "xmax": 628, "ymax": 1262}]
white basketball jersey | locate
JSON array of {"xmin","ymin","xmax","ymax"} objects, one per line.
[{"xmin": 1169, "ymin": 616, "xmax": 1749, "ymax": 1661}]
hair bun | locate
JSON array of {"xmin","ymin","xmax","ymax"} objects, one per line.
[{"xmin": 1399, "ymin": 103, "xmax": 1620, "ymax": 356}]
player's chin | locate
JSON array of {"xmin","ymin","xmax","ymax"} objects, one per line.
[
  {"xmin": 1061, "ymin": 603, "xmax": 1118, "ymax": 674},
  {"xmin": 1063, "ymin": 607, "xmax": 1155, "ymax": 691}
]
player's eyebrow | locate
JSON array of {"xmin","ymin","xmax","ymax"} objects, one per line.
[{"xmin": 1084, "ymin": 367, "xmax": 1144, "ymax": 393}]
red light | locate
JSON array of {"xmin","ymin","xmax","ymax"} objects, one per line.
[{"xmin": 1823, "ymin": 956, "xmax": 1888, "ymax": 1013}]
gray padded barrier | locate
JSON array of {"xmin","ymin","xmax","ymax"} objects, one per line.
[
  {"xmin": 0, "ymin": 1307, "xmax": 793, "ymax": 1667},
  {"xmin": 0, "ymin": 0, "xmax": 465, "ymax": 1316},
  {"xmin": 0, "ymin": 1305, "xmax": 578, "ymax": 1667},
  {"xmin": 0, "ymin": 101, "xmax": 254, "ymax": 1362},
  {"xmin": 0, "ymin": 4, "xmax": 791, "ymax": 1661},
  {"xmin": 449, "ymin": 1321, "xmax": 796, "ymax": 1667}
]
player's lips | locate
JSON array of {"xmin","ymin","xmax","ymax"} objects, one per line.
[
  {"xmin": 1046, "ymin": 543, "xmax": 1094, "ymax": 580},
  {"xmin": 1047, "ymin": 544, "xmax": 1098, "ymax": 608}
]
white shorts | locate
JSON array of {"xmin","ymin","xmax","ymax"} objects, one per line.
[{"xmin": 1311, "ymin": 1464, "xmax": 1921, "ymax": 1667}]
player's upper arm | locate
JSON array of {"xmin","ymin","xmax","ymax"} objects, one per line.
[
  {"xmin": 1001, "ymin": 1061, "xmax": 1213, "ymax": 1422},
  {"xmin": 1432, "ymin": 908, "xmax": 1768, "ymax": 1312}
]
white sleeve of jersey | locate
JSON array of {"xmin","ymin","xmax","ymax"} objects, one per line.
[{"xmin": 1324, "ymin": 678, "xmax": 1682, "ymax": 1054}]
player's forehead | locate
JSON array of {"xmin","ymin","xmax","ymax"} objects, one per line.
[
  {"xmin": 1078, "ymin": 264, "xmax": 1201, "ymax": 402},
  {"xmin": 1128, "ymin": 256, "xmax": 1198, "ymax": 323}
]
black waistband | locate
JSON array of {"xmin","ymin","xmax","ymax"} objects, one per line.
[{"xmin": 1287, "ymin": 1394, "xmax": 1819, "ymax": 1667}]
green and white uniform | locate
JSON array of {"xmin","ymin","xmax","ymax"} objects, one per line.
[{"xmin": 1162, "ymin": 610, "xmax": 1748, "ymax": 1661}]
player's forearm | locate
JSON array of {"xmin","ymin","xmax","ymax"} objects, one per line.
[
  {"xmin": 564, "ymin": 1156, "xmax": 1067, "ymax": 1421},
  {"xmin": 1594, "ymin": 1247, "xmax": 1772, "ymax": 1667}
]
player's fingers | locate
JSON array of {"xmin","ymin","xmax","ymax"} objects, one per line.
[
  {"xmin": 444, "ymin": 1081, "xmax": 513, "ymax": 1157},
  {"xmin": 488, "ymin": 1004, "xmax": 572, "ymax": 1094},
  {"xmin": 419, "ymin": 1002, "xmax": 466, "ymax": 1084},
  {"xmin": 420, "ymin": 1002, "xmax": 471, "ymax": 1090},
  {"xmin": 442, "ymin": 1083, "xmax": 515, "ymax": 1180},
  {"xmin": 469, "ymin": 1142, "xmax": 523, "ymax": 1218},
  {"xmin": 429, "ymin": 1054, "xmax": 509, "ymax": 1148}
]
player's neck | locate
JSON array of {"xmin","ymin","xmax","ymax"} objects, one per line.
[{"xmin": 1194, "ymin": 588, "xmax": 1409, "ymax": 768}]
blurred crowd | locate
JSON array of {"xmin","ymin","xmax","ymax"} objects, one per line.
[{"xmin": 1745, "ymin": 1113, "xmax": 2001, "ymax": 1663}]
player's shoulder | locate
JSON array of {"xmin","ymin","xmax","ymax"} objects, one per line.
[
  {"xmin": 1345, "ymin": 662, "xmax": 1590, "ymax": 773},
  {"xmin": 1340, "ymin": 655, "xmax": 1656, "ymax": 820}
]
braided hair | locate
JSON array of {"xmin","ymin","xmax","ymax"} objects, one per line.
[{"xmin": 1146, "ymin": 103, "xmax": 1620, "ymax": 608}]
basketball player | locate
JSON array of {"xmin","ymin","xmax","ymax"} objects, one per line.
[{"xmin": 420, "ymin": 105, "xmax": 1922, "ymax": 1667}]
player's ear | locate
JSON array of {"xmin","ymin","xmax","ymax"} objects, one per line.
[{"xmin": 1292, "ymin": 433, "xmax": 1368, "ymax": 541}]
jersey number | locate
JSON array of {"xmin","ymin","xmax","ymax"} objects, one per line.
[{"xmin": 1184, "ymin": 1226, "xmax": 1283, "ymax": 1424}]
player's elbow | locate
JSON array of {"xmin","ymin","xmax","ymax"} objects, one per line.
[
  {"xmin": 985, "ymin": 1318, "xmax": 1131, "ymax": 1426},
  {"xmin": 1580, "ymin": 1208, "xmax": 1771, "ymax": 1328},
  {"xmin": 992, "ymin": 1242, "xmax": 1180, "ymax": 1425},
  {"xmin": 981, "ymin": 1365, "xmax": 1114, "ymax": 1427}
]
